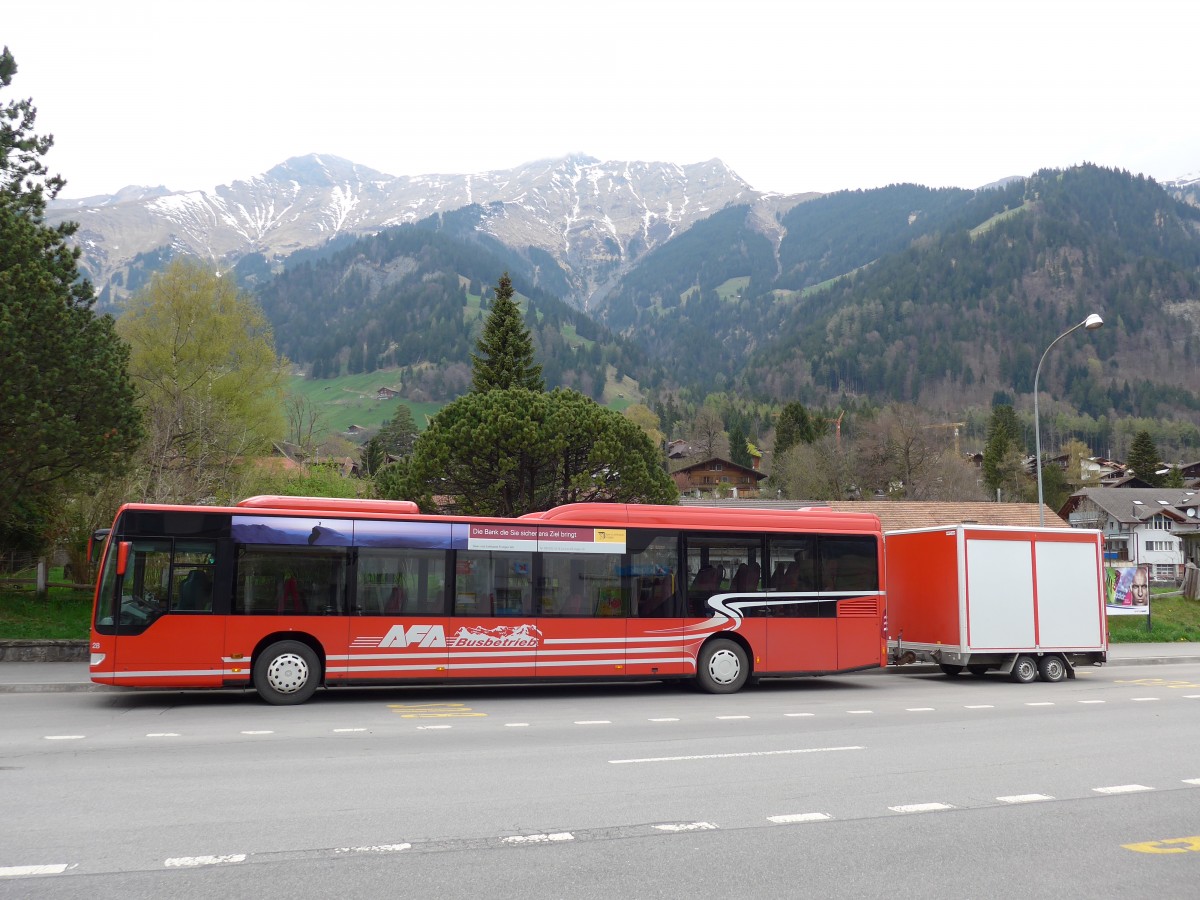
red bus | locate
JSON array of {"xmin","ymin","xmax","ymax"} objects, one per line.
[{"xmin": 89, "ymin": 496, "xmax": 886, "ymax": 704}]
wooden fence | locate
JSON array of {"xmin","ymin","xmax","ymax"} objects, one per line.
[{"xmin": 0, "ymin": 558, "xmax": 93, "ymax": 595}]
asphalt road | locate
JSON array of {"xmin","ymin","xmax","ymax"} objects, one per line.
[{"xmin": 3, "ymin": 664, "xmax": 1200, "ymax": 898}]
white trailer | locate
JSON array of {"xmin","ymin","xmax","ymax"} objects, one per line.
[{"xmin": 885, "ymin": 525, "xmax": 1107, "ymax": 682}]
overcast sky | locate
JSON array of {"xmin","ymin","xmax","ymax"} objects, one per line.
[{"xmin": 7, "ymin": 0, "xmax": 1198, "ymax": 200}]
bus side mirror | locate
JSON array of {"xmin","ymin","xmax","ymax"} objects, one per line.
[
  {"xmin": 116, "ymin": 541, "xmax": 131, "ymax": 576},
  {"xmin": 88, "ymin": 529, "xmax": 111, "ymax": 565}
]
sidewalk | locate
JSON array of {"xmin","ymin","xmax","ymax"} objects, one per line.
[{"xmin": 0, "ymin": 643, "xmax": 1198, "ymax": 694}]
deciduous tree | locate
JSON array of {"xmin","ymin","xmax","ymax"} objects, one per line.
[{"xmin": 116, "ymin": 258, "xmax": 287, "ymax": 502}]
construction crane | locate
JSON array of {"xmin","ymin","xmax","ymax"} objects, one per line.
[
  {"xmin": 924, "ymin": 422, "xmax": 966, "ymax": 455},
  {"xmin": 819, "ymin": 410, "xmax": 845, "ymax": 450}
]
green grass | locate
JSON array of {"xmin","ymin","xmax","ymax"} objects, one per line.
[
  {"xmin": 287, "ymin": 373, "xmax": 444, "ymax": 434},
  {"xmin": 1108, "ymin": 591, "xmax": 1200, "ymax": 643},
  {"xmin": 0, "ymin": 587, "xmax": 93, "ymax": 640}
]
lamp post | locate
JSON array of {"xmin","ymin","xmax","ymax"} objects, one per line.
[{"xmin": 1034, "ymin": 313, "xmax": 1104, "ymax": 525}]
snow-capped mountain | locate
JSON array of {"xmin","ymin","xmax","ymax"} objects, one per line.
[{"xmin": 49, "ymin": 153, "xmax": 807, "ymax": 308}]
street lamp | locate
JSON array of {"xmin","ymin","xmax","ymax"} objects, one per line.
[{"xmin": 1034, "ymin": 313, "xmax": 1104, "ymax": 525}]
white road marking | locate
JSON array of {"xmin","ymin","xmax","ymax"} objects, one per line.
[
  {"xmin": 610, "ymin": 746, "xmax": 863, "ymax": 764},
  {"xmin": 502, "ymin": 833, "xmax": 574, "ymax": 844},
  {"xmin": 649, "ymin": 717, "xmax": 680, "ymax": 722},
  {"xmin": 164, "ymin": 855, "xmax": 246, "ymax": 867},
  {"xmin": 906, "ymin": 707, "xmax": 935, "ymax": 712},
  {"xmin": 1131, "ymin": 697, "xmax": 1160, "ymax": 702},
  {"xmin": 504, "ymin": 723, "xmax": 530, "ymax": 727},
  {"xmin": 0, "ymin": 864, "xmax": 69, "ymax": 877},
  {"xmin": 1093, "ymin": 784, "xmax": 1153, "ymax": 795},
  {"xmin": 716, "ymin": 715, "xmax": 751, "ymax": 720},
  {"xmin": 574, "ymin": 720, "xmax": 611, "ymax": 725},
  {"xmin": 768, "ymin": 813, "xmax": 831, "ymax": 824},
  {"xmin": 1025, "ymin": 702, "xmax": 1055, "ymax": 707},
  {"xmin": 890, "ymin": 803, "xmax": 954, "ymax": 813},
  {"xmin": 1078, "ymin": 700, "xmax": 1106, "ymax": 704},
  {"xmin": 847, "ymin": 710, "xmax": 874, "ymax": 715},
  {"xmin": 654, "ymin": 822, "xmax": 718, "ymax": 832},
  {"xmin": 417, "ymin": 725, "xmax": 452, "ymax": 730},
  {"xmin": 146, "ymin": 733, "xmax": 180, "ymax": 738},
  {"xmin": 997, "ymin": 794, "xmax": 1054, "ymax": 804},
  {"xmin": 334, "ymin": 844, "xmax": 411, "ymax": 854},
  {"xmin": 785, "ymin": 713, "xmax": 814, "ymax": 717},
  {"xmin": 333, "ymin": 728, "xmax": 366, "ymax": 733},
  {"xmin": 43, "ymin": 735, "xmax": 84, "ymax": 740},
  {"xmin": 964, "ymin": 705, "xmax": 994, "ymax": 709},
  {"xmin": 1184, "ymin": 695, "xmax": 1200, "ymax": 699},
  {"xmin": 1183, "ymin": 779, "xmax": 1200, "ymax": 786},
  {"xmin": 240, "ymin": 730, "xmax": 273, "ymax": 735}
]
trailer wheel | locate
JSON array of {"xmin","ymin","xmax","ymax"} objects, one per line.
[
  {"xmin": 968, "ymin": 665, "xmax": 990, "ymax": 677},
  {"xmin": 938, "ymin": 663, "xmax": 963, "ymax": 677},
  {"xmin": 696, "ymin": 639, "xmax": 749, "ymax": 694},
  {"xmin": 1037, "ymin": 655, "xmax": 1068, "ymax": 683},
  {"xmin": 254, "ymin": 640, "xmax": 320, "ymax": 705},
  {"xmin": 1010, "ymin": 654, "xmax": 1039, "ymax": 684}
]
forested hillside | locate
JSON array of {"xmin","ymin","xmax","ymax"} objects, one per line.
[
  {"xmin": 743, "ymin": 166, "xmax": 1200, "ymax": 420},
  {"xmin": 253, "ymin": 216, "xmax": 649, "ymax": 401}
]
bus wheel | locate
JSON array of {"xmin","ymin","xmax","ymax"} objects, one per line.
[
  {"xmin": 697, "ymin": 639, "xmax": 749, "ymax": 694},
  {"xmin": 1010, "ymin": 654, "xmax": 1039, "ymax": 684},
  {"xmin": 938, "ymin": 663, "xmax": 963, "ymax": 677},
  {"xmin": 254, "ymin": 641, "xmax": 320, "ymax": 705},
  {"xmin": 1037, "ymin": 655, "xmax": 1068, "ymax": 683},
  {"xmin": 968, "ymin": 664, "xmax": 990, "ymax": 677}
]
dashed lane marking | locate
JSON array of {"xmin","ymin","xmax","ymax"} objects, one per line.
[
  {"xmin": 906, "ymin": 707, "xmax": 935, "ymax": 712},
  {"xmin": 997, "ymin": 794, "xmax": 1054, "ymax": 804},
  {"xmin": 502, "ymin": 833, "xmax": 574, "ymax": 844},
  {"xmin": 240, "ymin": 731, "xmax": 273, "ymax": 735},
  {"xmin": 164, "ymin": 855, "xmax": 246, "ymax": 868},
  {"xmin": 768, "ymin": 813, "xmax": 831, "ymax": 824},
  {"xmin": 653, "ymin": 822, "xmax": 718, "ymax": 832},
  {"xmin": 146, "ymin": 733, "xmax": 180, "ymax": 738},
  {"xmin": 43, "ymin": 735, "xmax": 84, "ymax": 741},
  {"xmin": 334, "ymin": 844, "xmax": 411, "ymax": 854},
  {"xmin": 716, "ymin": 715, "xmax": 751, "ymax": 720},
  {"xmin": 574, "ymin": 720, "xmax": 611, "ymax": 725},
  {"xmin": 890, "ymin": 803, "xmax": 954, "ymax": 813},
  {"xmin": 609, "ymin": 746, "xmax": 863, "ymax": 765},
  {"xmin": 0, "ymin": 865, "xmax": 70, "ymax": 877},
  {"xmin": 333, "ymin": 728, "xmax": 367, "ymax": 733},
  {"xmin": 649, "ymin": 717, "xmax": 680, "ymax": 722},
  {"xmin": 1094, "ymin": 784, "xmax": 1154, "ymax": 795}
]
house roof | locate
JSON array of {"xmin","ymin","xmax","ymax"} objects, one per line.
[
  {"xmin": 670, "ymin": 457, "xmax": 766, "ymax": 481},
  {"xmin": 679, "ymin": 499, "xmax": 1068, "ymax": 530},
  {"xmin": 1060, "ymin": 487, "xmax": 1200, "ymax": 525}
]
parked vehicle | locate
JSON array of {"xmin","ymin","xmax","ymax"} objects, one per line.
[{"xmin": 886, "ymin": 525, "xmax": 1107, "ymax": 682}]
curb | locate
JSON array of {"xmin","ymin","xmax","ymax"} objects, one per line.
[{"xmin": 0, "ymin": 640, "xmax": 89, "ymax": 663}]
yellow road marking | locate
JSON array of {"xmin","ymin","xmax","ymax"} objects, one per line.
[
  {"xmin": 387, "ymin": 702, "xmax": 486, "ymax": 719},
  {"xmin": 1115, "ymin": 678, "xmax": 1200, "ymax": 689},
  {"xmin": 1123, "ymin": 836, "xmax": 1200, "ymax": 854}
]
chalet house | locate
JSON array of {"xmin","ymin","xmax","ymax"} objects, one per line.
[
  {"xmin": 671, "ymin": 457, "xmax": 766, "ymax": 498},
  {"xmin": 1059, "ymin": 487, "xmax": 1200, "ymax": 581},
  {"xmin": 375, "ymin": 387, "xmax": 401, "ymax": 400}
]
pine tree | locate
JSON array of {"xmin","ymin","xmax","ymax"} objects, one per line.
[
  {"xmin": 729, "ymin": 424, "xmax": 752, "ymax": 468},
  {"xmin": 1126, "ymin": 431, "xmax": 1163, "ymax": 487},
  {"xmin": 1, "ymin": 48, "xmax": 142, "ymax": 548},
  {"xmin": 470, "ymin": 272, "xmax": 544, "ymax": 392}
]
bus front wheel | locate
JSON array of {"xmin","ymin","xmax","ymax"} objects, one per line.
[
  {"xmin": 697, "ymin": 639, "xmax": 749, "ymax": 694},
  {"xmin": 254, "ymin": 640, "xmax": 320, "ymax": 705}
]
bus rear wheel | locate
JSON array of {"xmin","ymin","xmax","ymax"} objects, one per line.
[
  {"xmin": 254, "ymin": 640, "xmax": 320, "ymax": 705},
  {"xmin": 696, "ymin": 639, "xmax": 749, "ymax": 694}
]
